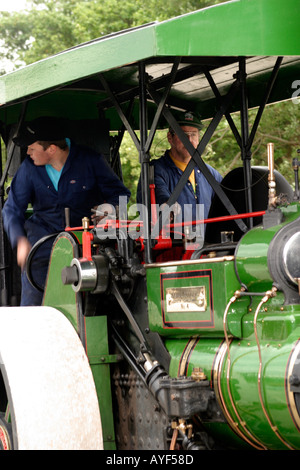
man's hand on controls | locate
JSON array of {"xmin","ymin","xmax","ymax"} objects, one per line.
[{"xmin": 91, "ymin": 203, "xmax": 115, "ymax": 224}]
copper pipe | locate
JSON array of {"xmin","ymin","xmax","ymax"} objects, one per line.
[{"xmin": 253, "ymin": 287, "xmax": 294, "ymax": 450}]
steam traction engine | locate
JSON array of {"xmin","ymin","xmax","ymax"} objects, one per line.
[{"xmin": 9, "ymin": 143, "xmax": 299, "ymax": 450}]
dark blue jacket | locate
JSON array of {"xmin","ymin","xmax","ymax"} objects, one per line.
[
  {"xmin": 3, "ymin": 141, "xmax": 131, "ymax": 250},
  {"xmin": 138, "ymin": 151, "xmax": 222, "ymax": 221}
]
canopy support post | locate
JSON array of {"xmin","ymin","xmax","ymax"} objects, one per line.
[
  {"xmin": 138, "ymin": 62, "xmax": 153, "ymax": 263},
  {"xmin": 238, "ymin": 57, "xmax": 253, "ymax": 228},
  {"xmin": 248, "ymin": 56, "xmax": 283, "ymax": 149},
  {"xmin": 149, "ymin": 78, "xmax": 249, "ymax": 239}
]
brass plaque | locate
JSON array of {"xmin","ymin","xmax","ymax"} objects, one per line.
[{"xmin": 166, "ymin": 286, "xmax": 207, "ymax": 313}]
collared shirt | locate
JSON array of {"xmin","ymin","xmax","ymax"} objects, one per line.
[
  {"xmin": 45, "ymin": 164, "xmax": 64, "ymax": 191},
  {"xmin": 169, "ymin": 152, "xmax": 196, "ymax": 192},
  {"xmin": 45, "ymin": 137, "xmax": 71, "ymax": 190}
]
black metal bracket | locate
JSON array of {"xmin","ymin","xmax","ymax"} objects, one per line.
[
  {"xmin": 148, "ymin": 79, "xmax": 249, "ymax": 239},
  {"xmin": 99, "ymin": 73, "xmax": 141, "ymax": 152},
  {"xmin": 99, "ymin": 56, "xmax": 284, "ymax": 258}
]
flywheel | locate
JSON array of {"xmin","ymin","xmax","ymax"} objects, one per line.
[{"xmin": 0, "ymin": 306, "xmax": 103, "ymax": 450}]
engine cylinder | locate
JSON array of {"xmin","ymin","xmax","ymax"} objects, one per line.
[
  {"xmin": 166, "ymin": 321, "xmax": 300, "ymax": 450},
  {"xmin": 235, "ymin": 203, "xmax": 300, "ymax": 295}
]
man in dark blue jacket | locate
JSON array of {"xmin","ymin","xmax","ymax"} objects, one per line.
[
  {"xmin": 138, "ymin": 111, "xmax": 222, "ymax": 225},
  {"xmin": 3, "ymin": 116, "xmax": 131, "ymax": 306}
]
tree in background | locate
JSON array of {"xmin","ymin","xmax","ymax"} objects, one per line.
[
  {"xmin": 1, "ymin": 0, "xmax": 300, "ymax": 202},
  {"xmin": 0, "ymin": 0, "xmax": 226, "ymax": 70}
]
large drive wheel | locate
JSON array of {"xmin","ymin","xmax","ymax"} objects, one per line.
[{"xmin": 0, "ymin": 306, "xmax": 103, "ymax": 450}]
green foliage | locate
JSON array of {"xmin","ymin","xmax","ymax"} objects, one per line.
[
  {"xmin": 0, "ymin": 0, "xmax": 226, "ymax": 69},
  {"xmin": 208, "ymin": 101, "xmax": 300, "ymax": 184}
]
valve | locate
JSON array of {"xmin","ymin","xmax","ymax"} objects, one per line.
[{"xmin": 267, "ymin": 143, "xmax": 277, "ymax": 209}]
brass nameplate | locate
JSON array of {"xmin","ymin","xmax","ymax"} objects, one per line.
[{"xmin": 166, "ymin": 286, "xmax": 207, "ymax": 313}]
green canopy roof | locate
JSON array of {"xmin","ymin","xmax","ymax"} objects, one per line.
[{"xmin": 0, "ymin": 0, "xmax": 300, "ymax": 127}]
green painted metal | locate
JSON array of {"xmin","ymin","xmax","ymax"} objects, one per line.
[
  {"xmin": 156, "ymin": 0, "xmax": 300, "ymax": 57},
  {"xmin": 84, "ymin": 316, "xmax": 116, "ymax": 450},
  {"xmin": 235, "ymin": 203, "xmax": 300, "ymax": 291},
  {"xmin": 0, "ymin": 0, "xmax": 300, "ymax": 126},
  {"xmin": 145, "ymin": 204, "xmax": 300, "ymax": 449},
  {"xmin": 0, "ymin": 25, "xmax": 156, "ymax": 107},
  {"xmin": 43, "ymin": 233, "xmax": 116, "ymax": 450},
  {"xmin": 43, "ymin": 233, "xmax": 80, "ymax": 330},
  {"xmin": 146, "ymin": 258, "xmax": 241, "ymax": 338},
  {"xmin": 165, "ymin": 300, "xmax": 300, "ymax": 450},
  {"xmin": 165, "ymin": 337, "xmax": 254, "ymax": 449}
]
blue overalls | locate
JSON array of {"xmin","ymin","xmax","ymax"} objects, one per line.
[
  {"xmin": 3, "ymin": 141, "xmax": 130, "ymax": 305},
  {"xmin": 137, "ymin": 151, "xmax": 222, "ymax": 221}
]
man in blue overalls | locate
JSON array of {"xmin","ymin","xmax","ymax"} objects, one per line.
[
  {"xmin": 3, "ymin": 116, "xmax": 131, "ymax": 306},
  {"xmin": 137, "ymin": 111, "xmax": 222, "ymax": 234},
  {"xmin": 153, "ymin": 111, "xmax": 222, "ymax": 222}
]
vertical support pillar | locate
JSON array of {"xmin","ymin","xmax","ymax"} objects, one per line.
[
  {"xmin": 0, "ymin": 136, "xmax": 8, "ymax": 306},
  {"xmin": 139, "ymin": 62, "xmax": 152, "ymax": 263},
  {"xmin": 239, "ymin": 58, "xmax": 253, "ymax": 228}
]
